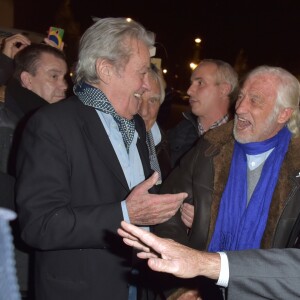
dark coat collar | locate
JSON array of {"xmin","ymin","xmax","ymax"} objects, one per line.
[
  {"xmin": 204, "ymin": 120, "xmax": 300, "ymax": 248},
  {"xmin": 5, "ymin": 78, "xmax": 48, "ymax": 119}
]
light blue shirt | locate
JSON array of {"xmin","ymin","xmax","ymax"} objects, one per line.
[
  {"xmin": 97, "ymin": 111, "xmax": 148, "ymax": 299},
  {"xmin": 246, "ymin": 148, "xmax": 274, "ymax": 170},
  {"xmin": 96, "ymin": 110, "xmax": 145, "ymax": 223}
]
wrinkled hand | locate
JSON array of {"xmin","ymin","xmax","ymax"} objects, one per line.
[
  {"xmin": 181, "ymin": 203, "xmax": 195, "ymax": 229},
  {"xmin": 2, "ymin": 33, "xmax": 31, "ymax": 59},
  {"xmin": 126, "ymin": 172, "xmax": 188, "ymax": 225},
  {"xmin": 118, "ymin": 221, "xmax": 220, "ymax": 280},
  {"xmin": 43, "ymin": 37, "xmax": 65, "ymax": 51}
]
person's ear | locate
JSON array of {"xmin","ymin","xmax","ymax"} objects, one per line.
[
  {"xmin": 96, "ymin": 59, "xmax": 112, "ymax": 84},
  {"xmin": 277, "ymin": 107, "xmax": 294, "ymax": 124},
  {"xmin": 220, "ymin": 83, "xmax": 231, "ymax": 97},
  {"xmin": 20, "ymin": 71, "xmax": 33, "ymax": 89}
]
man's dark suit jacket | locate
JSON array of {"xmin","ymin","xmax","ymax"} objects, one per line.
[{"xmin": 16, "ymin": 96, "xmax": 153, "ymax": 300}]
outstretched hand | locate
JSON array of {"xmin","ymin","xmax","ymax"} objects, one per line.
[
  {"xmin": 118, "ymin": 221, "xmax": 220, "ymax": 280},
  {"xmin": 126, "ymin": 172, "xmax": 188, "ymax": 225}
]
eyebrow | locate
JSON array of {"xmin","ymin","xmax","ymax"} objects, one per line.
[{"xmin": 149, "ymin": 94, "xmax": 160, "ymax": 99}]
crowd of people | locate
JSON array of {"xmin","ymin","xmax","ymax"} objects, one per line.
[{"xmin": 0, "ymin": 17, "xmax": 300, "ymax": 300}]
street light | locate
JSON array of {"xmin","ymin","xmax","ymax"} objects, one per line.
[
  {"xmin": 195, "ymin": 37, "xmax": 201, "ymax": 44},
  {"xmin": 190, "ymin": 37, "xmax": 202, "ymax": 70},
  {"xmin": 190, "ymin": 62, "xmax": 197, "ymax": 70}
]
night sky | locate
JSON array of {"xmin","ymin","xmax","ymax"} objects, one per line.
[{"xmin": 14, "ymin": 0, "xmax": 300, "ymax": 89}]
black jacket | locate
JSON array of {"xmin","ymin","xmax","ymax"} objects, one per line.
[
  {"xmin": 0, "ymin": 52, "xmax": 14, "ymax": 86},
  {"xmin": 167, "ymin": 111, "xmax": 199, "ymax": 168},
  {"xmin": 16, "ymin": 96, "xmax": 153, "ymax": 300},
  {"xmin": 4, "ymin": 78, "xmax": 48, "ymax": 176}
]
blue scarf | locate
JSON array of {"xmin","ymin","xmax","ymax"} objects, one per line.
[
  {"xmin": 74, "ymin": 82, "xmax": 135, "ymax": 152},
  {"xmin": 208, "ymin": 126, "xmax": 291, "ymax": 251}
]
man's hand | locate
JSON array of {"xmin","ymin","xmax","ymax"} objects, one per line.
[
  {"xmin": 181, "ymin": 203, "xmax": 195, "ymax": 228},
  {"xmin": 118, "ymin": 221, "xmax": 221, "ymax": 280},
  {"xmin": 2, "ymin": 34, "xmax": 31, "ymax": 59},
  {"xmin": 126, "ymin": 172, "xmax": 188, "ymax": 225}
]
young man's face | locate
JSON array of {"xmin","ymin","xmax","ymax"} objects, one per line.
[{"xmin": 187, "ymin": 63, "xmax": 225, "ymax": 119}]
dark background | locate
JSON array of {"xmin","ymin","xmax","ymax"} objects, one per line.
[{"xmin": 13, "ymin": 0, "xmax": 300, "ymax": 91}]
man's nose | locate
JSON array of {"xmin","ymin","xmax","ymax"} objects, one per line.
[
  {"xmin": 235, "ymin": 96, "xmax": 249, "ymax": 113},
  {"xmin": 60, "ymin": 79, "xmax": 68, "ymax": 92},
  {"xmin": 138, "ymin": 99, "xmax": 149, "ymax": 117}
]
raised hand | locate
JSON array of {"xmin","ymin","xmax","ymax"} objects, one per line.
[
  {"xmin": 2, "ymin": 33, "xmax": 31, "ymax": 59},
  {"xmin": 126, "ymin": 172, "xmax": 188, "ymax": 225},
  {"xmin": 118, "ymin": 221, "xmax": 221, "ymax": 280}
]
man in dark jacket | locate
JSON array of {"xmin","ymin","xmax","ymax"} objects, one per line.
[
  {"xmin": 15, "ymin": 18, "xmax": 187, "ymax": 300},
  {"xmin": 0, "ymin": 43, "xmax": 68, "ymax": 300},
  {"xmin": 156, "ymin": 65, "xmax": 300, "ymax": 299},
  {"xmin": 168, "ymin": 59, "xmax": 238, "ymax": 168},
  {"xmin": 0, "ymin": 33, "xmax": 31, "ymax": 86}
]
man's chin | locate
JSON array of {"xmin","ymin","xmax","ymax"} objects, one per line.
[
  {"xmin": 234, "ymin": 135, "xmax": 254, "ymax": 144},
  {"xmin": 233, "ymin": 129, "xmax": 253, "ymax": 144}
]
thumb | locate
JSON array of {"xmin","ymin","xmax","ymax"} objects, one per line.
[
  {"xmin": 142, "ymin": 172, "xmax": 159, "ymax": 191},
  {"xmin": 148, "ymin": 257, "xmax": 170, "ymax": 273}
]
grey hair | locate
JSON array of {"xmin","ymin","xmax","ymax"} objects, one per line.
[
  {"xmin": 245, "ymin": 65, "xmax": 300, "ymax": 137},
  {"xmin": 75, "ymin": 17, "xmax": 155, "ymax": 85},
  {"xmin": 149, "ymin": 64, "xmax": 166, "ymax": 104}
]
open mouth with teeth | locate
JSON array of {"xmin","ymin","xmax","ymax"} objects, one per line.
[
  {"xmin": 134, "ymin": 93, "xmax": 142, "ymax": 99},
  {"xmin": 236, "ymin": 117, "xmax": 251, "ymax": 130}
]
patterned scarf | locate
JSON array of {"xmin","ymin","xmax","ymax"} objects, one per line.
[
  {"xmin": 208, "ymin": 126, "xmax": 291, "ymax": 252},
  {"xmin": 74, "ymin": 82, "xmax": 135, "ymax": 152}
]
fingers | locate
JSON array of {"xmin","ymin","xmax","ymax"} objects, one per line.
[
  {"xmin": 182, "ymin": 203, "xmax": 194, "ymax": 216},
  {"xmin": 120, "ymin": 221, "xmax": 159, "ymax": 251},
  {"xmin": 5, "ymin": 34, "xmax": 31, "ymax": 46},
  {"xmin": 119, "ymin": 222, "xmax": 160, "ymax": 254},
  {"xmin": 120, "ymin": 221, "xmax": 145, "ymax": 237},
  {"xmin": 123, "ymin": 238, "xmax": 151, "ymax": 252},
  {"xmin": 2, "ymin": 34, "xmax": 31, "ymax": 58},
  {"xmin": 127, "ymin": 172, "xmax": 159, "ymax": 201},
  {"xmin": 137, "ymin": 251, "xmax": 158, "ymax": 259},
  {"xmin": 150, "ymin": 192, "xmax": 188, "ymax": 206},
  {"xmin": 172, "ymin": 192, "xmax": 188, "ymax": 203},
  {"xmin": 181, "ymin": 214, "xmax": 193, "ymax": 228},
  {"xmin": 143, "ymin": 171, "xmax": 159, "ymax": 190},
  {"xmin": 117, "ymin": 227, "xmax": 138, "ymax": 241},
  {"xmin": 127, "ymin": 191, "xmax": 188, "ymax": 225},
  {"xmin": 127, "ymin": 175, "xmax": 188, "ymax": 225},
  {"xmin": 180, "ymin": 203, "xmax": 194, "ymax": 228}
]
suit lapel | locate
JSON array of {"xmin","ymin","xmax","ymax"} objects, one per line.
[{"xmin": 78, "ymin": 102, "xmax": 129, "ymax": 190}]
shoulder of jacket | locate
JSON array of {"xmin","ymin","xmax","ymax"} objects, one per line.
[
  {"xmin": 286, "ymin": 135, "xmax": 300, "ymax": 174},
  {"xmin": 196, "ymin": 121, "xmax": 234, "ymax": 157}
]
